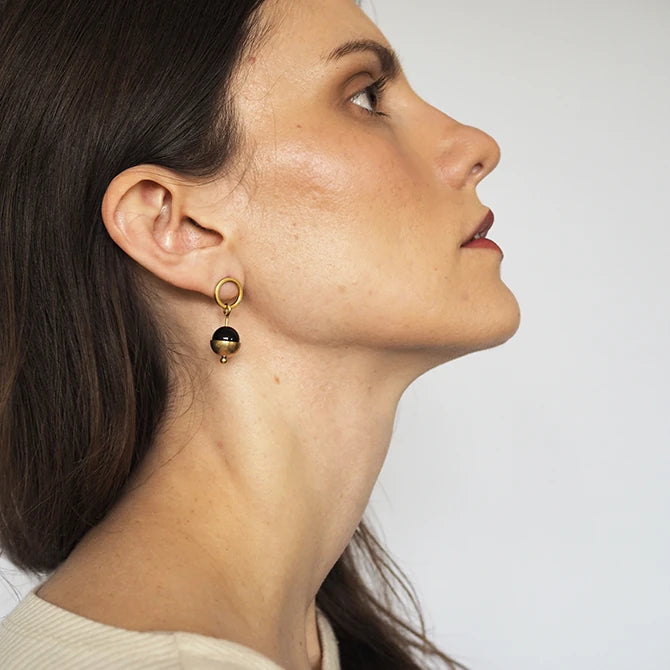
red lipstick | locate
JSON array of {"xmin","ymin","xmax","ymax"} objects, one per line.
[
  {"xmin": 461, "ymin": 209, "xmax": 503, "ymax": 257},
  {"xmin": 462, "ymin": 237, "xmax": 503, "ymax": 255}
]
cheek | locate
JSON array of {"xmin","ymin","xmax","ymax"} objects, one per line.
[
  {"xmin": 264, "ymin": 129, "xmax": 421, "ymax": 209},
  {"xmin": 246, "ymin": 131, "xmax": 421, "ymax": 262},
  {"xmin": 237, "ymin": 131, "xmax": 455, "ymax": 345}
]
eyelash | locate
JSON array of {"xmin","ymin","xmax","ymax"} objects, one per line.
[{"xmin": 351, "ymin": 75, "xmax": 390, "ymax": 118}]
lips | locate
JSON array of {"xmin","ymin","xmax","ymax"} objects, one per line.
[{"xmin": 461, "ymin": 209, "xmax": 494, "ymax": 246}]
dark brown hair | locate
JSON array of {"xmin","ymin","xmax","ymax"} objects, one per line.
[{"xmin": 0, "ymin": 1, "xmax": 469, "ymax": 668}]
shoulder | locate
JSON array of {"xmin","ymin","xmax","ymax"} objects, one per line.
[
  {"xmin": 0, "ymin": 590, "xmax": 180, "ymax": 669},
  {"xmin": 0, "ymin": 590, "xmax": 282, "ymax": 670}
]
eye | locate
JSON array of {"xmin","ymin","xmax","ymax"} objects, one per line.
[{"xmin": 349, "ymin": 76, "xmax": 390, "ymax": 117}]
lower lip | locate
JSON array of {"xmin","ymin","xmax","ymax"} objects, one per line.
[{"xmin": 461, "ymin": 238, "xmax": 503, "ymax": 257}]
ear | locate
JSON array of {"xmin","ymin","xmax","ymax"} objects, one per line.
[{"xmin": 101, "ymin": 166, "xmax": 243, "ymax": 297}]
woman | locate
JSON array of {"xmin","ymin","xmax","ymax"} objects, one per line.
[{"xmin": 0, "ymin": 0, "xmax": 520, "ymax": 668}]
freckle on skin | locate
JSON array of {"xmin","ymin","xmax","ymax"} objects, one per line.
[
  {"xmin": 274, "ymin": 375, "xmax": 281, "ymax": 384},
  {"xmin": 338, "ymin": 285, "xmax": 346, "ymax": 293},
  {"xmin": 248, "ymin": 56, "xmax": 256, "ymax": 64}
]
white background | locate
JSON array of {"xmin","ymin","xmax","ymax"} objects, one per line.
[
  {"xmin": 3, "ymin": 1, "xmax": 670, "ymax": 669},
  {"xmin": 365, "ymin": 1, "xmax": 670, "ymax": 669}
]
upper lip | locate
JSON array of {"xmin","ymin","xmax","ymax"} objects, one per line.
[{"xmin": 461, "ymin": 209, "xmax": 494, "ymax": 246}]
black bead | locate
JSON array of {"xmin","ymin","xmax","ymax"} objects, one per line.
[{"xmin": 211, "ymin": 326, "xmax": 239, "ymax": 343}]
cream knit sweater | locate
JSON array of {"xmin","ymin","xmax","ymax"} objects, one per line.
[{"xmin": 0, "ymin": 588, "xmax": 340, "ymax": 669}]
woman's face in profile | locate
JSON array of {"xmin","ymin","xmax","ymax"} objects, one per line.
[{"xmin": 221, "ymin": 0, "xmax": 520, "ymax": 360}]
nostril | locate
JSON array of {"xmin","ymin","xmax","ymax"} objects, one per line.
[{"xmin": 470, "ymin": 162, "xmax": 483, "ymax": 176}]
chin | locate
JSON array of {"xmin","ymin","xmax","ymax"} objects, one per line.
[
  {"xmin": 368, "ymin": 285, "xmax": 521, "ymax": 377},
  {"xmin": 481, "ymin": 289, "xmax": 521, "ymax": 348},
  {"xmin": 424, "ymin": 288, "xmax": 521, "ymax": 365}
]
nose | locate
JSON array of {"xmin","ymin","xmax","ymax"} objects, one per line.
[{"xmin": 435, "ymin": 118, "xmax": 501, "ymax": 190}]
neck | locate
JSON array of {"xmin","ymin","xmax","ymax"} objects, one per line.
[{"xmin": 98, "ymin": 343, "xmax": 420, "ymax": 669}]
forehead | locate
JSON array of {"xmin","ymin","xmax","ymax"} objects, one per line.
[{"xmin": 250, "ymin": 0, "xmax": 389, "ymax": 75}]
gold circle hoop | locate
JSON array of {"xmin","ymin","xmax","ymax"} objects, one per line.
[{"xmin": 214, "ymin": 277, "xmax": 243, "ymax": 311}]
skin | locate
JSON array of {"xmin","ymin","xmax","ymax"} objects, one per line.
[{"xmin": 37, "ymin": 0, "xmax": 520, "ymax": 669}]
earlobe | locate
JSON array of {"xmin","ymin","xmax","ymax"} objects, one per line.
[{"xmin": 100, "ymin": 167, "xmax": 238, "ymax": 296}]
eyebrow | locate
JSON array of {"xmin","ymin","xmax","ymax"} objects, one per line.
[{"xmin": 325, "ymin": 39, "xmax": 402, "ymax": 79}]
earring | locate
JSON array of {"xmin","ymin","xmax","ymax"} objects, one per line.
[{"xmin": 210, "ymin": 277, "xmax": 243, "ymax": 364}]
